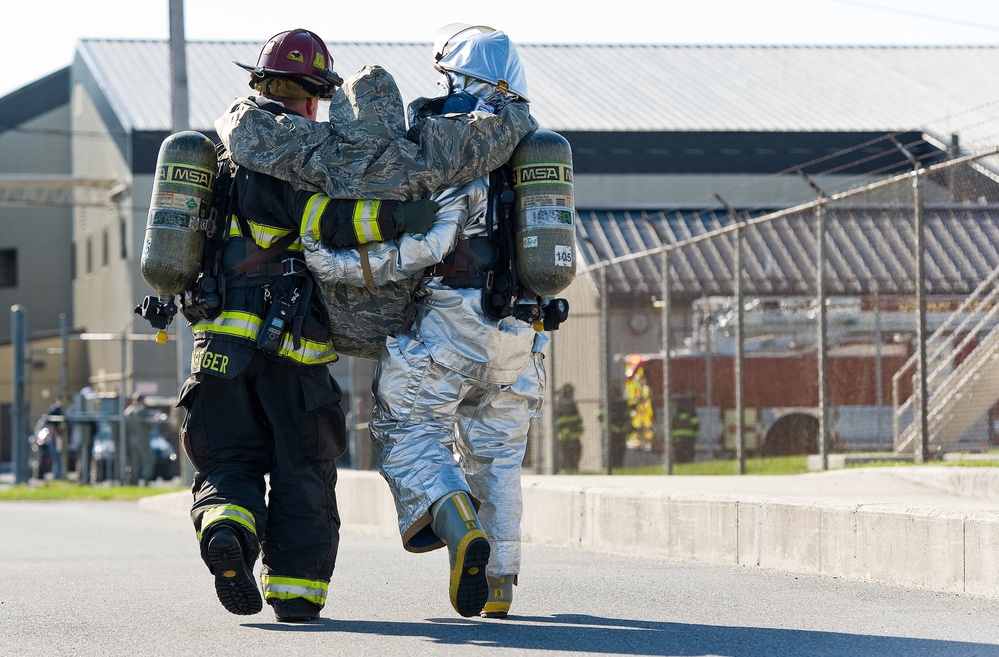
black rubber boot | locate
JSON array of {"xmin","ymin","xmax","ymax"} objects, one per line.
[
  {"xmin": 206, "ymin": 525, "xmax": 262, "ymax": 615},
  {"xmin": 271, "ymin": 598, "xmax": 322, "ymax": 623}
]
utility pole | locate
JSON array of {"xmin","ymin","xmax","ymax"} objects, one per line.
[{"xmin": 169, "ymin": 0, "xmax": 195, "ymax": 485}]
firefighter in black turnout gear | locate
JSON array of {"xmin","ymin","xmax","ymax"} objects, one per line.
[{"xmin": 176, "ymin": 29, "xmax": 437, "ymax": 623}]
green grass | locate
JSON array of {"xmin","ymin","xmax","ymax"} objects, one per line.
[
  {"xmin": 0, "ymin": 480, "xmax": 186, "ymax": 501},
  {"xmin": 600, "ymin": 453, "xmax": 999, "ymax": 476},
  {"xmin": 601, "ymin": 455, "xmax": 812, "ymax": 476}
]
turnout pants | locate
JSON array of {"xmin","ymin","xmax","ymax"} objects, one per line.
[
  {"xmin": 370, "ymin": 333, "xmax": 544, "ymax": 579},
  {"xmin": 179, "ymin": 352, "xmax": 345, "ymax": 607}
]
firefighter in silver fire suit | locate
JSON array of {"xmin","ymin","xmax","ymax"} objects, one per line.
[
  {"xmin": 181, "ymin": 29, "xmax": 438, "ymax": 624},
  {"xmin": 304, "ymin": 25, "xmax": 545, "ymax": 619}
]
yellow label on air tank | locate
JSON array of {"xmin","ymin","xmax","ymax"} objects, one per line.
[
  {"xmin": 157, "ymin": 162, "xmax": 214, "ymax": 192},
  {"xmin": 512, "ymin": 162, "xmax": 572, "ymax": 187}
]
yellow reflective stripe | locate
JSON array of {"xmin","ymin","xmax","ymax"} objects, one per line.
[
  {"xmin": 453, "ymin": 493, "xmax": 474, "ymax": 523},
  {"xmin": 195, "ymin": 313, "xmax": 336, "ymax": 365},
  {"xmin": 198, "ymin": 504, "xmax": 257, "ymax": 540},
  {"xmin": 194, "ymin": 311, "xmax": 262, "ymax": 341},
  {"xmin": 301, "ymin": 193, "xmax": 331, "ymax": 243},
  {"xmin": 261, "ymin": 575, "xmax": 329, "ymax": 605},
  {"xmin": 277, "ymin": 332, "xmax": 338, "ymax": 365},
  {"xmin": 353, "ymin": 200, "xmax": 383, "ymax": 244},
  {"xmin": 244, "ymin": 221, "xmax": 304, "ymax": 252},
  {"xmin": 228, "ymin": 214, "xmax": 242, "ymax": 236}
]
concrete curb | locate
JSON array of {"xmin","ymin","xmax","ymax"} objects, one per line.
[{"xmin": 138, "ymin": 468, "xmax": 999, "ymax": 599}]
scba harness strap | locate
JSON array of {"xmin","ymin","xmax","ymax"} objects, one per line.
[
  {"xmin": 481, "ymin": 165, "xmax": 519, "ymax": 321},
  {"xmin": 181, "ymin": 150, "xmax": 316, "ymax": 352},
  {"xmin": 180, "ymin": 146, "xmax": 234, "ymax": 324}
]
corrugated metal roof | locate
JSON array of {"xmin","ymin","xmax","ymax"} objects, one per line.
[
  {"xmin": 576, "ymin": 204, "xmax": 999, "ymax": 299},
  {"xmin": 77, "ymin": 40, "xmax": 999, "ymax": 147},
  {"xmin": 70, "ymin": 39, "xmax": 999, "ymax": 301}
]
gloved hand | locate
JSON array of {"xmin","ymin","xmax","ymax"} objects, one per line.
[{"xmin": 392, "ymin": 199, "xmax": 439, "ymax": 235}]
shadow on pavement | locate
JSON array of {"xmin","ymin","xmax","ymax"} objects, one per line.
[{"xmin": 241, "ymin": 612, "xmax": 999, "ymax": 656}]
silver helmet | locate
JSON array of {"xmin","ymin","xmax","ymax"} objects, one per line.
[{"xmin": 433, "ymin": 23, "xmax": 530, "ymax": 102}]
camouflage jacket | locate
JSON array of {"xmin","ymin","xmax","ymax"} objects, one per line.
[{"xmin": 214, "ymin": 64, "xmax": 537, "ymax": 200}]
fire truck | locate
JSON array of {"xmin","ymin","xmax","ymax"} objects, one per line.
[{"xmin": 619, "ymin": 296, "xmax": 994, "ymax": 461}]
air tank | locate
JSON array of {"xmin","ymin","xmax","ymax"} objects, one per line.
[
  {"xmin": 511, "ymin": 129, "xmax": 576, "ymax": 297},
  {"xmin": 140, "ymin": 131, "xmax": 217, "ymax": 298}
]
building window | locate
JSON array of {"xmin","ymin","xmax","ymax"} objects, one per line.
[
  {"xmin": 120, "ymin": 217, "xmax": 128, "ymax": 260},
  {"xmin": 0, "ymin": 249, "xmax": 16, "ymax": 287},
  {"xmin": 101, "ymin": 228, "xmax": 109, "ymax": 268},
  {"xmin": 85, "ymin": 236, "xmax": 93, "ymax": 275}
]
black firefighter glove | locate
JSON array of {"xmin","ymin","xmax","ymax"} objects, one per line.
[
  {"xmin": 392, "ymin": 199, "xmax": 440, "ymax": 235},
  {"xmin": 317, "ymin": 198, "xmax": 440, "ymax": 248}
]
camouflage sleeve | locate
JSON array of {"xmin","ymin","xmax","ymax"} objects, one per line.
[
  {"xmin": 404, "ymin": 102, "xmax": 540, "ymax": 193},
  {"xmin": 215, "ymin": 97, "xmax": 332, "ymax": 192},
  {"xmin": 215, "ymin": 95, "xmax": 538, "ymax": 202},
  {"xmin": 326, "ymin": 102, "xmax": 539, "ymax": 200}
]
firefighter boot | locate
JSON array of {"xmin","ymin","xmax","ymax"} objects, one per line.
[
  {"xmin": 205, "ymin": 525, "xmax": 262, "ymax": 615},
  {"xmin": 430, "ymin": 491, "xmax": 490, "ymax": 617},
  {"xmin": 270, "ymin": 598, "xmax": 322, "ymax": 623},
  {"xmin": 482, "ymin": 575, "xmax": 514, "ymax": 618}
]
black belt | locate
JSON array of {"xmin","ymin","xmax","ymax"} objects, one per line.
[{"xmin": 428, "ymin": 237, "xmax": 494, "ymax": 289}]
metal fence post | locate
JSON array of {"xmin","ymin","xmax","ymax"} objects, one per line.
[
  {"xmin": 816, "ymin": 200, "xmax": 829, "ymax": 470},
  {"xmin": 119, "ymin": 330, "xmax": 128, "ymax": 484},
  {"xmin": 11, "ymin": 305, "xmax": 28, "ymax": 484},
  {"xmin": 735, "ymin": 221, "xmax": 746, "ymax": 475},
  {"xmin": 914, "ymin": 166, "xmax": 929, "ymax": 462},
  {"xmin": 600, "ymin": 266, "xmax": 611, "ymax": 474},
  {"xmin": 543, "ymin": 332, "xmax": 555, "ymax": 475},
  {"xmin": 660, "ymin": 248, "xmax": 673, "ymax": 475}
]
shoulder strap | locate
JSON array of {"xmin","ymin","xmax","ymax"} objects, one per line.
[
  {"xmin": 481, "ymin": 164, "xmax": 517, "ymax": 320},
  {"xmin": 205, "ymin": 148, "xmax": 234, "ymax": 249},
  {"xmin": 218, "ymin": 153, "xmax": 301, "ymax": 279},
  {"xmin": 228, "ymin": 231, "xmax": 300, "ymax": 278}
]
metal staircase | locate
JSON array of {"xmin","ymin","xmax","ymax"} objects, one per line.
[{"xmin": 893, "ymin": 263, "xmax": 999, "ymax": 454}]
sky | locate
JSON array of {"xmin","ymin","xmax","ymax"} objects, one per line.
[{"xmin": 5, "ymin": 0, "xmax": 999, "ymax": 99}]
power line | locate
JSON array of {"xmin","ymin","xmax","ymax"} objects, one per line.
[{"xmin": 827, "ymin": 0, "xmax": 999, "ymax": 33}]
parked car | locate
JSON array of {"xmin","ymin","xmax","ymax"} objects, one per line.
[
  {"xmin": 28, "ymin": 412, "xmax": 68, "ymax": 479},
  {"xmin": 90, "ymin": 420, "xmax": 180, "ymax": 484},
  {"xmin": 149, "ymin": 433, "xmax": 180, "ymax": 481},
  {"xmin": 91, "ymin": 422, "xmax": 117, "ymax": 483},
  {"xmin": 28, "ymin": 424, "xmax": 57, "ymax": 479}
]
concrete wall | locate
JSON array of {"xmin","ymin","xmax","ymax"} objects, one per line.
[{"xmin": 138, "ymin": 468, "xmax": 999, "ymax": 600}]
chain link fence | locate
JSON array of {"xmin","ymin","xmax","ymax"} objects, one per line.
[
  {"xmin": 6, "ymin": 311, "xmax": 182, "ymax": 485},
  {"xmin": 9, "ymin": 151, "xmax": 999, "ymax": 480},
  {"xmin": 566, "ymin": 148, "xmax": 999, "ymax": 474}
]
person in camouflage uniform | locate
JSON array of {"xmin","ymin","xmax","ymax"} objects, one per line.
[{"xmin": 215, "ymin": 60, "xmax": 538, "ymax": 360}]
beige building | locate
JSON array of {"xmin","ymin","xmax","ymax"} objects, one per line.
[{"xmin": 2, "ymin": 39, "xmax": 999, "ymax": 470}]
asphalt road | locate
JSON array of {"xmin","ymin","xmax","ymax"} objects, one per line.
[{"xmin": 2, "ymin": 500, "xmax": 998, "ymax": 657}]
